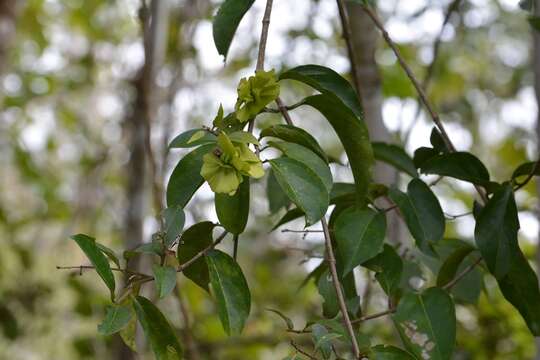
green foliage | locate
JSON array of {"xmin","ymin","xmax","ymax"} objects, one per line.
[
  {"xmin": 334, "ymin": 207, "xmax": 386, "ymax": 276},
  {"xmin": 133, "ymin": 296, "xmax": 183, "ymax": 359},
  {"xmin": 260, "ymin": 124, "xmax": 328, "ymax": 162},
  {"xmin": 163, "ymin": 206, "xmax": 185, "ymax": 247},
  {"xmin": 269, "ymin": 157, "xmax": 329, "ymax": 226},
  {"xmin": 215, "ymin": 179, "xmax": 250, "ymax": 234},
  {"xmin": 372, "ymin": 142, "xmax": 418, "ymax": 178},
  {"xmin": 418, "ymin": 152, "xmax": 491, "ymax": 187},
  {"xmin": 71, "ymin": 234, "xmax": 116, "ymax": 301},
  {"xmin": 212, "ymin": 0, "xmax": 255, "ymax": 59},
  {"xmin": 388, "ymin": 179, "xmax": 445, "ymax": 256},
  {"xmin": 392, "ymin": 288, "xmax": 456, "ymax": 360},
  {"xmin": 97, "ymin": 305, "xmax": 133, "ymax": 336},
  {"xmin": 152, "ymin": 265, "xmax": 177, "ymax": 299},
  {"xmin": 363, "ymin": 244, "xmax": 403, "ymax": 297},
  {"xmin": 206, "ymin": 250, "xmax": 251, "ymax": 335}
]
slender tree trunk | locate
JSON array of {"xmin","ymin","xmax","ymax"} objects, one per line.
[
  {"xmin": 533, "ymin": 1, "xmax": 540, "ymax": 358},
  {"xmin": 118, "ymin": 1, "xmax": 169, "ymax": 358},
  {"xmin": 0, "ymin": 0, "xmax": 16, "ymax": 74}
]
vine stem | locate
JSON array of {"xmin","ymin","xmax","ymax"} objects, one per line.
[
  {"xmin": 360, "ymin": 4, "xmax": 488, "ymax": 204},
  {"xmin": 322, "ymin": 218, "xmax": 362, "ymax": 359},
  {"xmin": 256, "ymin": 0, "xmax": 273, "ymax": 71}
]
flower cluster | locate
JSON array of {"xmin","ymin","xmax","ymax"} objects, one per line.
[
  {"xmin": 201, "ymin": 132, "xmax": 264, "ymax": 195},
  {"xmin": 234, "ymin": 69, "xmax": 280, "ymax": 123}
]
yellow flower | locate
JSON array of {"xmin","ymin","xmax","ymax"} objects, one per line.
[
  {"xmin": 201, "ymin": 132, "xmax": 264, "ymax": 194},
  {"xmin": 235, "ymin": 69, "xmax": 280, "ymax": 123}
]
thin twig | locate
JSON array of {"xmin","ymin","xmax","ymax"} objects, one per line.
[
  {"xmin": 233, "ymin": 234, "xmax": 239, "ymax": 260},
  {"xmin": 322, "ymin": 218, "xmax": 362, "ymax": 359},
  {"xmin": 351, "ymin": 308, "xmax": 396, "ymax": 324},
  {"xmin": 442, "ymin": 257, "xmax": 482, "ymax": 290},
  {"xmin": 281, "ymin": 229, "xmax": 324, "ymax": 233},
  {"xmin": 403, "ymin": 0, "xmax": 462, "ymax": 143},
  {"xmin": 56, "ymin": 265, "xmax": 149, "ymax": 279},
  {"xmin": 275, "ymin": 97, "xmax": 294, "ymax": 125},
  {"xmin": 290, "ymin": 341, "xmax": 318, "ymax": 360},
  {"xmin": 336, "ymin": 0, "xmax": 363, "ymax": 99},
  {"xmin": 361, "ymin": 4, "xmax": 488, "ymax": 204},
  {"xmin": 256, "ymin": 0, "xmax": 274, "ymax": 71}
]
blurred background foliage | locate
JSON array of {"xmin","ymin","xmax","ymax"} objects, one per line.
[{"xmin": 0, "ymin": 0, "xmax": 539, "ymax": 359}]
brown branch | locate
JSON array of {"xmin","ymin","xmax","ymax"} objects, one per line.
[
  {"xmin": 322, "ymin": 218, "xmax": 362, "ymax": 359},
  {"xmin": 361, "ymin": 4, "xmax": 488, "ymax": 204},
  {"xmin": 276, "ymin": 97, "xmax": 294, "ymax": 125},
  {"xmin": 351, "ymin": 308, "xmax": 396, "ymax": 324},
  {"xmin": 442, "ymin": 257, "xmax": 482, "ymax": 290},
  {"xmin": 514, "ymin": 160, "xmax": 540, "ymax": 191},
  {"xmin": 336, "ymin": 0, "xmax": 363, "ymax": 100},
  {"xmin": 256, "ymin": 0, "xmax": 274, "ymax": 71}
]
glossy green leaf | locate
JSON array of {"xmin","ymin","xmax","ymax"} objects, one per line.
[
  {"xmin": 212, "ymin": 0, "xmax": 255, "ymax": 59},
  {"xmin": 177, "ymin": 221, "xmax": 217, "ymax": 292},
  {"xmin": 430, "ymin": 128, "xmax": 450, "ymax": 154},
  {"xmin": 215, "ymin": 178, "xmax": 249, "ymax": 234},
  {"xmin": 169, "ymin": 129, "xmax": 217, "ymax": 148},
  {"xmin": 363, "ymin": 244, "xmax": 403, "ymax": 296},
  {"xmin": 419, "ymin": 152, "xmax": 490, "ymax": 186},
  {"xmin": 133, "ymin": 296, "xmax": 183, "ymax": 360},
  {"xmin": 71, "ymin": 234, "xmax": 115, "ymax": 301},
  {"xmin": 436, "ymin": 244, "xmax": 475, "ymax": 287},
  {"xmin": 279, "ymin": 64, "xmax": 363, "ymax": 116},
  {"xmin": 303, "ymin": 93, "xmax": 373, "ymax": 206},
  {"xmin": 167, "ymin": 144, "xmax": 215, "ymax": 208},
  {"xmin": 152, "ymin": 265, "xmax": 177, "ymax": 299},
  {"xmin": 392, "ymin": 287, "xmax": 456, "ymax": 360},
  {"xmin": 163, "ymin": 206, "xmax": 185, "ymax": 247},
  {"xmin": 269, "ymin": 141, "xmax": 333, "ymax": 192},
  {"xmin": 334, "ymin": 207, "xmax": 386, "ymax": 276},
  {"xmin": 413, "ymin": 147, "xmax": 439, "ymax": 169},
  {"xmin": 98, "ymin": 305, "xmax": 133, "ymax": 336},
  {"xmin": 206, "ymin": 249, "xmax": 251, "ymax": 336},
  {"xmin": 371, "ymin": 344, "xmax": 416, "ymax": 359},
  {"xmin": 269, "ymin": 157, "xmax": 329, "ymax": 226},
  {"xmin": 475, "ymin": 184, "xmax": 540, "ymax": 334},
  {"xmin": 317, "ymin": 268, "xmax": 359, "ymax": 318},
  {"xmin": 260, "ymin": 124, "xmax": 327, "ymax": 162},
  {"xmin": 388, "ymin": 179, "xmax": 445, "ymax": 256},
  {"xmin": 372, "ymin": 142, "xmax": 418, "ymax": 178},
  {"xmin": 267, "ymin": 169, "xmax": 291, "ymax": 213}
]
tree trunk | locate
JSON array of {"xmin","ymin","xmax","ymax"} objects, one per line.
[{"xmin": 0, "ymin": 0, "xmax": 16, "ymax": 74}]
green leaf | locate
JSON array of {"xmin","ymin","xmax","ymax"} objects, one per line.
[
  {"xmin": 334, "ymin": 207, "xmax": 386, "ymax": 276},
  {"xmin": 316, "ymin": 267, "xmax": 359, "ymax": 318},
  {"xmin": 152, "ymin": 265, "xmax": 177, "ymax": 299},
  {"xmin": 474, "ymin": 184, "xmax": 517, "ymax": 279},
  {"xmin": 279, "ymin": 64, "xmax": 363, "ymax": 116},
  {"xmin": 206, "ymin": 249, "xmax": 251, "ymax": 336},
  {"xmin": 228, "ymin": 131, "xmax": 260, "ymax": 145},
  {"xmin": 98, "ymin": 305, "xmax": 133, "ymax": 336},
  {"xmin": 303, "ymin": 93, "xmax": 373, "ymax": 206},
  {"xmin": 269, "ymin": 141, "xmax": 333, "ymax": 193},
  {"xmin": 260, "ymin": 124, "xmax": 327, "ymax": 162},
  {"xmin": 388, "ymin": 179, "xmax": 445, "ymax": 256},
  {"xmin": 71, "ymin": 234, "xmax": 115, "ymax": 301},
  {"xmin": 269, "ymin": 157, "xmax": 329, "ymax": 226},
  {"xmin": 95, "ymin": 243, "xmax": 120, "ymax": 268},
  {"xmin": 436, "ymin": 244, "xmax": 475, "ymax": 287},
  {"xmin": 312, "ymin": 324, "xmax": 336, "ymax": 359},
  {"xmin": 133, "ymin": 296, "xmax": 183, "ymax": 360},
  {"xmin": 212, "ymin": 0, "xmax": 255, "ymax": 59},
  {"xmin": 511, "ymin": 161, "xmax": 540, "ymax": 180},
  {"xmin": 163, "ymin": 206, "xmax": 185, "ymax": 247},
  {"xmin": 215, "ymin": 178, "xmax": 249, "ymax": 234},
  {"xmin": 371, "ymin": 344, "xmax": 416, "ymax": 359},
  {"xmin": 177, "ymin": 221, "xmax": 217, "ymax": 292},
  {"xmin": 267, "ymin": 169, "xmax": 291, "ymax": 213},
  {"xmin": 363, "ymin": 244, "xmax": 403, "ymax": 296},
  {"xmin": 419, "ymin": 152, "xmax": 490, "ymax": 186},
  {"xmin": 372, "ymin": 142, "xmax": 418, "ymax": 178},
  {"xmin": 169, "ymin": 129, "xmax": 217, "ymax": 148},
  {"xmin": 475, "ymin": 184, "xmax": 540, "ymax": 334},
  {"xmin": 430, "ymin": 128, "xmax": 450, "ymax": 154},
  {"xmin": 392, "ymin": 287, "xmax": 456, "ymax": 360},
  {"xmin": 167, "ymin": 144, "xmax": 215, "ymax": 208},
  {"xmin": 413, "ymin": 147, "xmax": 439, "ymax": 169},
  {"xmin": 120, "ymin": 316, "xmax": 137, "ymax": 352}
]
